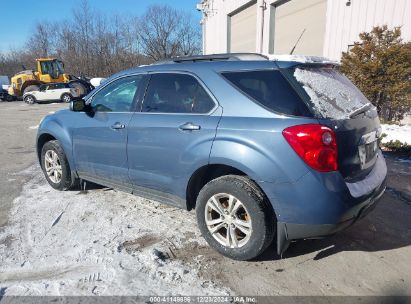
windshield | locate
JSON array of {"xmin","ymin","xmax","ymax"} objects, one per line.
[
  {"xmin": 288, "ymin": 67, "xmax": 371, "ymax": 119},
  {"xmin": 40, "ymin": 60, "xmax": 65, "ymax": 79}
]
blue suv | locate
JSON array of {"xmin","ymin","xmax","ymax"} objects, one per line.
[{"xmin": 37, "ymin": 53, "xmax": 387, "ymax": 260}]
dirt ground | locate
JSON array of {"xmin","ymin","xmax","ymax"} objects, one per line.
[{"xmin": 0, "ymin": 101, "xmax": 410, "ymax": 296}]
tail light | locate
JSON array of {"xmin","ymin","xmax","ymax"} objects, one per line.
[{"xmin": 282, "ymin": 124, "xmax": 338, "ymax": 172}]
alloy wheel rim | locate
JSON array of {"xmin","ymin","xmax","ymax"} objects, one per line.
[
  {"xmin": 63, "ymin": 95, "xmax": 71, "ymax": 102},
  {"xmin": 26, "ymin": 97, "xmax": 33, "ymax": 104},
  {"xmin": 44, "ymin": 150, "xmax": 62, "ymax": 184},
  {"xmin": 205, "ymin": 193, "xmax": 252, "ymax": 248}
]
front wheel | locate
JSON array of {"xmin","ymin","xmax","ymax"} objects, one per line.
[
  {"xmin": 41, "ymin": 140, "xmax": 74, "ymax": 191},
  {"xmin": 196, "ymin": 175, "xmax": 276, "ymax": 260},
  {"xmin": 24, "ymin": 95, "xmax": 36, "ymax": 104}
]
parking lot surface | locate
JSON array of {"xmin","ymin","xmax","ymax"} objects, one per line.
[{"xmin": 0, "ymin": 101, "xmax": 410, "ymax": 296}]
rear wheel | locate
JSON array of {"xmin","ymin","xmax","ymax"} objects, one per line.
[
  {"xmin": 41, "ymin": 140, "xmax": 75, "ymax": 191},
  {"xmin": 24, "ymin": 95, "xmax": 36, "ymax": 104},
  {"xmin": 61, "ymin": 93, "xmax": 72, "ymax": 103},
  {"xmin": 196, "ymin": 175, "xmax": 275, "ymax": 260}
]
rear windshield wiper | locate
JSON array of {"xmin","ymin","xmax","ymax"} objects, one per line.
[{"xmin": 349, "ymin": 103, "xmax": 373, "ymax": 118}]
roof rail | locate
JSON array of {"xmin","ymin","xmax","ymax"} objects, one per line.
[{"xmin": 155, "ymin": 53, "xmax": 269, "ymax": 64}]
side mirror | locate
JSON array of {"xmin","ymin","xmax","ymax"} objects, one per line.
[{"xmin": 70, "ymin": 98, "xmax": 91, "ymax": 112}]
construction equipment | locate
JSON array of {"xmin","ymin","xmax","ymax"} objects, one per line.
[{"xmin": 8, "ymin": 58, "xmax": 93, "ymax": 98}]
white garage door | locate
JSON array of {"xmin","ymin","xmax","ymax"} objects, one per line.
[
  {"xmin": 229, "ymin": 2, "xmax": 257, "ymax": 52},
  {"xmin": 272, "ymin": 0, "xmax": 327, "ymax": 55}
]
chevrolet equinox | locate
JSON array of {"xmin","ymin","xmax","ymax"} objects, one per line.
[{"xmin": 37, "ymin": 53, "xmax": 387, "ymax": 260}]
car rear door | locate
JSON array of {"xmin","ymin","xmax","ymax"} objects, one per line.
[
  {"xmin": 72, "ymin": 74, "xmax": 147, "ymax": 185},
  {"xmin": 127, "ymin": 72, "xmax": 222, "ymax": 204},
  {"xmin": 53, "ymin": 83, "xmax": 66, "ymax": 100}
]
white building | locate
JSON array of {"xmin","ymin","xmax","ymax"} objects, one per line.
[{"xmin": 197, "ymin": 0, "xmax": 411, "ymax": 61}]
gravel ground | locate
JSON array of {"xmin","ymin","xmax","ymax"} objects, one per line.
[{"xmin": 0, "ymin": 101, "xmax": 410, "ymax": 296}]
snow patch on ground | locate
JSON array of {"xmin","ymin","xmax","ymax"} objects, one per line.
[
  {"xmin": 381, "ymin": 124, "xmax": 411, "ymax": 145},
  {"xmin": 0, "ymin": 165, "xmax": 231, "ymax": 296}
]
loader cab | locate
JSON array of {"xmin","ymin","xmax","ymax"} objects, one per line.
[{"xmin": 36, "ymin": 58, "xmax": 69, "ymax": 83}]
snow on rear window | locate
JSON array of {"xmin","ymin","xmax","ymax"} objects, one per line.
[{"xmin": 293, "ymin": 67, "xmax": 370, "ymax": 119}]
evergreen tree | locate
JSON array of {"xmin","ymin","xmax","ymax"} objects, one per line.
[{"xmin": 340, "ymin": 26, "xmax": 411, "ymax": 121}]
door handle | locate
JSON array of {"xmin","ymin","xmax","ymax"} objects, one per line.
[
  {"xmin": 179, "ymin": 122, "xmax": 201, "ymax": 131},
  {"xmin": 111, "ymin": 122, "xmax": 126, "ymax": 130}
]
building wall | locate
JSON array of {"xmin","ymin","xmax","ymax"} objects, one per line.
[
  {"xmin": 201, "ymin": 0, "xmax": 258, "ymax": 55},
  {"xmin": 200, "ymin": 0, "xmax": 411, "ymax": 60},
  {"xmin": 324, "ymin": 0, "xmax": 411, "ymax": 60},
  {"xmin": 228, "ymin": 1, "xmax": 258, "ymax": 52},
  {"xmin": 270, "ymin": 0, "xmax": 327, "ymax": 55},
  {"xmin": 200, "ymin": 0, "xmax": 327, "ymax": 55}
]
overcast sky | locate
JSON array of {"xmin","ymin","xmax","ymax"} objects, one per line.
[{"xmin": 0, "ymin": 0, "xmax": 201, "ymax": 52}]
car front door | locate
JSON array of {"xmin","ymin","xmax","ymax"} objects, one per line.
[
  {"xmin": 127, "ymin": 72, "xmax": 222, "ymax": 205},
  {"xmin": 36, "ymin": 85, "xmax": 49, "ymax": 100},
  {"xmin": 45, "ymin": 84, "xmax": 58, "ymax": 100},
  {"xmin": 72, "ymin": 74, "xmax": 147, "ymax": 186}
]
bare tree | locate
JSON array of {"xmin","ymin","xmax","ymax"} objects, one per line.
[
  {"xmin": 139, "ymin": 5, "xmax": 201, "ymax": 61},
  {"xmin": 26, "ymin": 22, "xmax": 56, "ymax": 58},
  {"xmin": 1, "ymin": 1, "xmax": 201, "ymax": 78},
  {"xmin": 178, "ymin": 16, "xmax": 202, "ymax": 56}
]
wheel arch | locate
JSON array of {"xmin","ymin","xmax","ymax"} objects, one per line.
[
  {"xmin": 37, "ymin": 123, "xmax": 77, "ymax": 182},
  {"xmin": 186, "ymin": 163, "xmax": 272, "ymax": 212},
  {"xmin": 37, "ymin": 133, "xmax": 56, "ymax": 163}
]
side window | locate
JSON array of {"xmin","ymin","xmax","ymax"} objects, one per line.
[
  {"xmin": 55, "ymin": 83, "xmax": 65, "ymax": 89},
  {"xmin": 221, "ymin": 70, "xmax": 312, "ymax": 117},
  {"xmin": 91, "ymin": 75, "xmax": 143, "ymax": 112},
  {"xmin": 142, "ymin": 73, "xmax": 215, "ymax": 114}
]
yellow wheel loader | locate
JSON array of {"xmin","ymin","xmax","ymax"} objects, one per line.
[{"xmin": 8, "ymin": 58, "xmax": 93, "ymax": 99}]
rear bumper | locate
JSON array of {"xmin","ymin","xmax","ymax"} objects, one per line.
[
  {"xmin": 276, "ymin": 179, "xmax": 386, "ymax": 255},
  {"xmin": 259, "ymin": 151, "xmax": 387, "ymax": 255}
]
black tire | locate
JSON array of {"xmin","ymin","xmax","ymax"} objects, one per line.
[
  {"xmin": 6, "ymin": 94, "xmax": 14, "ymax": 102},
  {"xmin": 61, "ymin": 93, "xmax": 72, "ymax": 103},
  {"xmin": 24, "ymin": 95, "xmax": 36, "ymax": 104},
  {"xmin": 40, "ymin": 140, "xmax": 75, "ymax": 191},
  {"xmin": 196, "ymin": 175, "xmax": 276, "ymax": 261}
]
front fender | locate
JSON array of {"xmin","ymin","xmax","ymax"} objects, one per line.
[{"xmin": 37, "ymin": 116, "xmax": 75, "ymax": 173}]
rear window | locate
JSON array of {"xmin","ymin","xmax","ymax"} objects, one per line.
[
  {"xmin": 287, "ymin": 67, "xmax": 371, "ymax": 119},
  {"xmin": 55, "ymin": 83, "xmax": 66, "ymax": 89},
  {"xmin": 221, "ymin": 70, "xmax": 313, "ymax": 117}
]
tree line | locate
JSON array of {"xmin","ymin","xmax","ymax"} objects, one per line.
[{"xmin": 0, "ymin": 0, "xmax": 201, "ymax": 78}]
